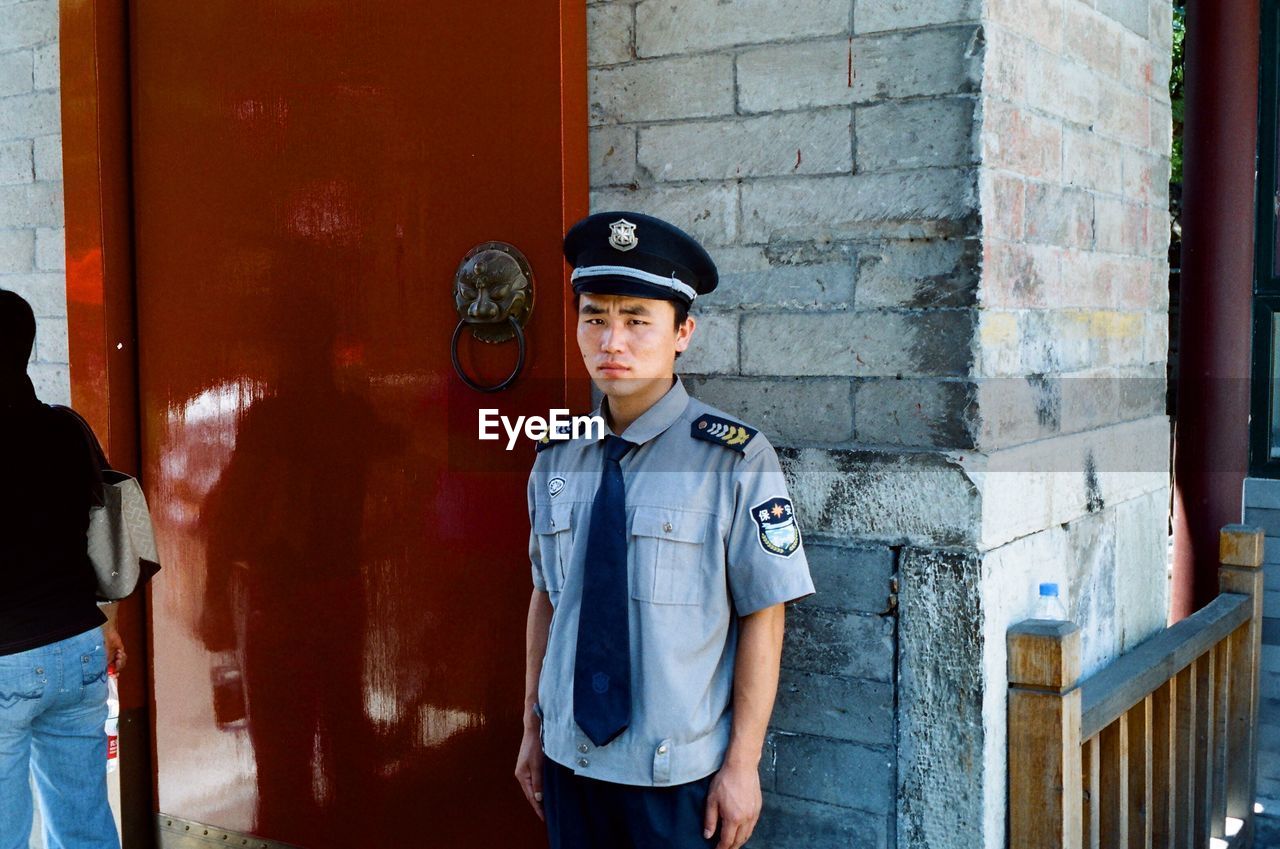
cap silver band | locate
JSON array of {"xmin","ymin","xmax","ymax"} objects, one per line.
[{"xmin": 571, "ymin": 265, "xmax": 697, "ymax": 301}]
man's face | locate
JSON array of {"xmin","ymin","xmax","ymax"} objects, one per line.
[{"xmin": 576, "ymin": 293, "xmax": 695, "ymax": 400}]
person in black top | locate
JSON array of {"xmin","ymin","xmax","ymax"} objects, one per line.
[{"xmin": 0, "ymin": 289, "xmax": 125, "ymax": 849}]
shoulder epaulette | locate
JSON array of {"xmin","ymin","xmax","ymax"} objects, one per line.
[
  {"xmin": 690, "ymin": 414, "xmax": 757, "ymax": 453},
  {"xmin": 535, "ymin": 423, "xmax": 574, "ymax": 453}
]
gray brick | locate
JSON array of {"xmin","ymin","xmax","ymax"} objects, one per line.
[
  {"xmin": 32, "ymin": 42, "xmax": 57, "ymax": 90},
  {"xmin": 589, "ymin": 126, "xmax": 637, "ymax": 186},
  {"xmin": 741, "ymin": 310, "xmax": 973, "ymax": 378},
  {"xmin": 1024, "ymin": 182, "xmax": 1095, "ymax": 248},
  {"xmin": 773, "ymin": 733, "xmax": 894, "ymax": 811},
  {"xmin": 1246, "ymin": 509, "xmax": 1280, "ymax": 540},
  {"xmin": 0, "ymin": 227, "xmax": 34, "ymax": 271},
  {"xmin": 856, "ymin": 97, "xmax": 975, "ymax": 171},
  {"xmin": 680, "ymin": 376, "xmax": 854, "ymax": 443},
  {"xmin": 1259, "ymin": 538, "xmax": 1280, "ymax": 574},
  {"xmin": 0, "ymin": 271, "xmax": 64, "ymax": 315},
  {"xmin": 0, "ymin": 139, "xmax": 32, "ymax": 184},
  {"xmin": 676, "ymin": 311, "xmax": 737, "ymax": 374},
  {"xmin": 588, "ymin": 3, "xmax": 633, "ymax": 67},
  {"xmin": 783, "ymin": 606, "xmax": 894, "ymax": 681},
  {"xmin": 0, "ymin": 180, "xmax": 60, "ymax": 227},
  {"xmin": 0, "ymin": 49, "xmax": 32, "ymax": 97},
  {"xmin": 759, "ymin": 735, "xmax": 777, "ymax": 792},
  {"xmin": 854, "ymin": 377, "xmax": 978, "ymax": 448},
  {"xmin": 714, "ymin": 243, "xmax": 856, "ymax": 311},
  {"xmin": 34, "ymin": 225, "xmax": 61, "ymax": 270},
  {"xmin": 854, "ymin": 0, "xmax": 979, "ymax": 33},
  {"xmin": 0, "ymin": 91, "xmax": 58, "ymax": 141},
  {"xmin": 898, "ymin": 546, "xmax": 984, "ymax": 849},
  {"xmin": 740, "ymin": 170, "xmax": 976, "ymax": 244},
  {"xmin": 1245, "ymin": 478, "xmax": 1280, "ymax": 511},
  {"xmin": 32, "ymin": 133, "xmax": 59, "ymax": 180},
  {"xmin": 804, "ymin": 541, "xmax": 894, "ymax": 614},
  {"xmin": 1096, "ymin": 0, "xmax": 1148, "ymax": 36},
  {"xmin": 854, "ymin": 238, "xmax": 979, "ymax": 309},
  {"xmin": 751, "ymin": 792, "xmax": 890, "ymax": 849},
  {"xmin": 636, "ymin": 0, "xmax": 848, "ymax": 58},
  {"xmin": 26, "ymin": 360, "xmax": 67, "ymax": 403},
  {"xmin": 589, "ymin": 55, "xmax": 733, "ymax": 125},
  {"xmin": 780, "ymin": 448, "xmax": 979, "ymax": 547},
  {"xmin": 772, "ymin": 670, "xmax": 894, "ymax": 746},
  {"xmin": 737, "ymin": 27, "xmax": 981, "ymax": 114},
  {"xmin": 591, "ymin": 182, "xmax": 737, "ymax": 245},
  {"xmin": 638, "ymin": 111, "xmax": 852, "ymax": 182},
  {"xmin": 1063, "ymin": 126, "xmax": 1123, "ymax": 193},
  {"xmin": 0, "ymin": 1, "xmax": 57, "ymax": 52},
  {"xmin": 34, "ymin": 314, "xmax": 65, "ymax": 361}
]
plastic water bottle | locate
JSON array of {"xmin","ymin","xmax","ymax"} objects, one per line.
[
  {"xmin": 105, "ymin": 664, "xmax": 119, "ymax": 773},
  {"xmin": 1035, "ymin": 582, "xmax": 1069, "ymax": 621}
]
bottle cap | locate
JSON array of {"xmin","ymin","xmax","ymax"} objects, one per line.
[{"xmin": 1038, "ymin": 582, "xmax": 1059, "ymax": 598}]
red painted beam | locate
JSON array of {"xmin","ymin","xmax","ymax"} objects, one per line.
[{"xmin": 1172, "ymin": 0, "xmax": 1260, "ymax": 620}]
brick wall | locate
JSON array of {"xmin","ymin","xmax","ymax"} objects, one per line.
[
  {"xmin": 900, "ymin": 0, "xmax": 1174, "ymax": 846},
  {"xmin": 0, "ymin": 0, "xmax": 67, "ymax": 406},
  {"xmin": 587, "ymin": 1, "xmax": 987, "ymax": 846},
  {"xmin": 588, "ymin": 1, "xmax": 1172, "ymax": 848}
]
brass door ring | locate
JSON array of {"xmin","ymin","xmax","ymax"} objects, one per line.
[{"xmin": 450, "ymin": 316, "xmax": 526, "ymax": 393}]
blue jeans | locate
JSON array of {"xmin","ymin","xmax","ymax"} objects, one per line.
[{"xmin": 0, "ymin": 627, "xmax": 118, "ymax": 849}]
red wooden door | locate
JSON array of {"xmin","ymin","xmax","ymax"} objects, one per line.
[{"xmin": 128, "ymin": 4, "xmax": 584, "ymax": 846}]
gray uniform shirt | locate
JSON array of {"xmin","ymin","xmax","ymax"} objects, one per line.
[{"xmin": 527, "ymin": 377, "xmax": 814, "ymax": 786}]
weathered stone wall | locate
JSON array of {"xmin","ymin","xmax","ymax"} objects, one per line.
[
  {"xmin": 0, "ymin": 0, "xmax": 67, "ymax": 405},
  {"xmin": 897, "ymin": 0, "xmax": 1174, "ymax": 847},
  {"xmin": 587, "ymin": 1, "xmax": 987, "ymax": 846},
  {"xmin": 588, "ymin": 1, "xmax": 1172, "ymax": 848}
]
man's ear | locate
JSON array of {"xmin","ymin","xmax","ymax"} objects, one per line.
[{"xmin": 675, "ymin": 315, "xmax": 696, "ymax": 354}]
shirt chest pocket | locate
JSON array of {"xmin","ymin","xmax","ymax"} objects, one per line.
[
  {"xmin": 630, "ymin": 506, "xmax": 710, "ymax": 606},
  {"xmin": 534, "ymin": 502, "xmax": 574, "ymax": 592}
]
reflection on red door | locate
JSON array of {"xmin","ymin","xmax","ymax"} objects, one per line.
[{"xmin": 130, "ymin": 4, "xmax": 583, "ymax": 846}]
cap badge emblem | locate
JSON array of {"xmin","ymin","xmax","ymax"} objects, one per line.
[{"xmin": 608, "ymin": 219, "xmax": 638, "ymax": 252}]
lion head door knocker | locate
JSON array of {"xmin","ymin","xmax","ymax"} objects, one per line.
[{"xmin": 450, "ymin": 242, "xmax": 535, "ymax": 392}]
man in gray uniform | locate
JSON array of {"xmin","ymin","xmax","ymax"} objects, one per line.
[{"xmin": 515, "ymin": 212, "xmax": 814, "ymax": 849}]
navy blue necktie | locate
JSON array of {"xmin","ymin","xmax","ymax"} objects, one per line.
[{"xmin": 574, "ymin": 434, "xmax": 635, "ymax": 747}]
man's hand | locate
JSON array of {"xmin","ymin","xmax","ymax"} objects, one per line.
[
  {"xmin": 102, "ymin": 621, "xmax": 127, "ymax": 673},
  {"xmin": 703, "ymin": 760, "xmax": 762, "ymax": 849},
  {"xmin": 514, "ymin": 725, "xmax": 545, "ymax": 821}
]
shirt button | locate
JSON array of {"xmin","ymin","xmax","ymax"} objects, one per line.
[
  {"xmin": 657, "ymin": 744, "xmax": 668, "ymax": 755},
  {"xmin": 578, "ymin": 758, "xmax": 590, "ymax": 768},
  {"xmin": 34, "ymin": 667, "xmax": 43, "ymax": 675},
  {"xmin": 578, "ymin": 743, "xmax": 590, "ymax": 753},
  {"xmin": 663, "ymin": 522, "xmax": 673, "ymax": 533}
]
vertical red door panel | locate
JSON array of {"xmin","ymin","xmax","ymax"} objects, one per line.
[{"xmin": 130, "ymin": 4, "xmax": 582, "ymax": 846}]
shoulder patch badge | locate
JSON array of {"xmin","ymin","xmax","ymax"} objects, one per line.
[
  {"xmin": 535, "ymin": 423, "xmax": 574, "ymax": 453},
  {"xmin": 751, "ymin": 497, "xmax": 801, "ymax": 557},
  {"xmin": 548, "ymin": 477, "xmax": 566, "ymax": 498},
  {"xmin": 691, "ymin": 414, "xmax": 757, "ymax": 453}
]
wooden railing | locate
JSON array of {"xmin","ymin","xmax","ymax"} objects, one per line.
[{"xmin": 1007, "ymin": 525, "xmax": 1265, "ymax": 849}]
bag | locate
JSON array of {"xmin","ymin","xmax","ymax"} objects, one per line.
[{"xmin": 55, "ymin": 406, "xmax": 161, "ymax": 601}]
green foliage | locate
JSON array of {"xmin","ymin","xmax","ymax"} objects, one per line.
[{"xmin": 1171, "ymin": 1, "xmax": 1185, "ymax": 184}]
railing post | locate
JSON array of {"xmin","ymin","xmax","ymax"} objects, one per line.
[
  {"xmin": 1219, "ymin": 524, "xmax": 1265, "ymax": 847},
  {"xmin": 1009, "ymin": 619, "xmax": 1084, "ymax": 849}
]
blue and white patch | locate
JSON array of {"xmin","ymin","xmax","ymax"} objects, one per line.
[
  {"xmin": 548, "ymin": 477, "xmax": 566, "ymax": 498},
  {"xmin": 751, "ymin": 497, "xmax": 800, "ymax": 557}
]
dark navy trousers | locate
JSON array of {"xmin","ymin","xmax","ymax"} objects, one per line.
[{"xmin": 542, "ymin": 755, "xmax": 718, "ymax": 849}]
